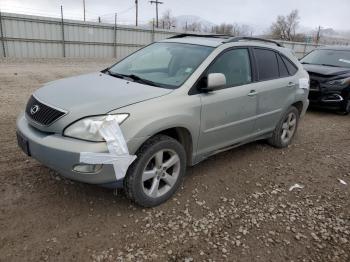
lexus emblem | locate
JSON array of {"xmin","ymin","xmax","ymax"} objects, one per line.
[{"xmin": 30, "ymin": 105, "xmax": 40, "ymax": 115}]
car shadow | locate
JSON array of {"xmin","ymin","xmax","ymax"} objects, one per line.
[{"xmin": 307, "ymin": 106, "xmax": 349, "ymax": 116}]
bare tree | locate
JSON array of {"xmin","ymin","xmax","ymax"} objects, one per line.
[
  {"xmin": 270, "ymin": 9, "xmax": 300, "ymax": 41},
  {"xmin": 212, "ymin": 23, "xmax": 234, "ymax": 35},
  {"xmin": 186, "ymin": 22, "xmax": 203, "ymax": 32},
  {"xmin": 159, "ymin": 9, "xmax": 176, "ymax": 29},
  {"xmin": 212, "ymin": 23, "xmax": 253, "ymax": 36},
  {"xmin": 232, "ymin": 23, "xmax": 254, "ymax": 36}
]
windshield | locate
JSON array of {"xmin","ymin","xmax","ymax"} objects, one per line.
[
  {"xmin": 108, "ymin": 42, "xmax": 214, "ymax": 89},
  {"xmin": 301, "ymin": 49, "xmax": 350, "ymax": 68}
]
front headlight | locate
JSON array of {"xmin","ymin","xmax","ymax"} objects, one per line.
[
  {"xmin": 326, "ymin": 77, "xmax": 350, "ymax": 87},
  {"xmin": 64, "ymin": 114, "xmax": 129, "ymax": 141}
]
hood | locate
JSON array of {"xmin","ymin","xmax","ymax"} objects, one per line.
[
  {"xmin": 30, "ymin": 72, "xmax": 172, "ymax": 132},
  {"xmin": 34, "ymin": 72, "xmax": 172, "ymax": 115},
  {"xmin": 303, "ymin": 64, "xmax": 350, "ymax": 77}
]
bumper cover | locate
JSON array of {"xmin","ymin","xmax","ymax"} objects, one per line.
[
  {"xmin": 309, "ymin": 90, "xmax": 346, "ymax": 108},
  {"xmin": 16, "ymin": 114, "xmax": 145, "ymax": 186}
]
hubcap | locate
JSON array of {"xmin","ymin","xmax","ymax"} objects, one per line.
[
  {"xmin": 141, "ymin": 149, "xmax": 180, "ymax": 198},
  {"xmin": 281, "ymin": 112, "xmax": 297, "ymax": 144}
]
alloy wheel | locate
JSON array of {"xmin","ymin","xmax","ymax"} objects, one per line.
[
  {"xmin": 141, "ymin": 149, "xmax": 181, "ymax": 198},
  {"xmin": 281, "ymin": 112, "xmax": 297, "ymax": 144}
]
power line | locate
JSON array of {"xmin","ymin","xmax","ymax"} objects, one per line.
[{"xmin": 150, "ymin": 0, "xmax": 163, "ymax": 28}]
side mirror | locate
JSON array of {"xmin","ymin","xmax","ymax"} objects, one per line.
[{"xmin": 205, "ymin": 73, "xmax": 226, "ymax": 91}]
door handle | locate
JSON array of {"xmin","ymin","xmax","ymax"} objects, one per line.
[
  {"xmin": 248, "ymin": 90, "xmax": 258, "ymax": 97},
  {"xmin": 287, "ymin": 82, "xmax": 297, "ymax": 87}
]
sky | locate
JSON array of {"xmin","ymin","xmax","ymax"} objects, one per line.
[{"xmin": 0, "ymin": 0, "xmax": 349, "ymax": 32}]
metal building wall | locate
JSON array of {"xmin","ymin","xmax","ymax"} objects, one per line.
[
  {"xmin": 0, "ymin": 12, "xmax": 321, "ymax": 59},
  {"xmin": 0, "ymin": 12, "xmax": 179, "ymax": 59}
]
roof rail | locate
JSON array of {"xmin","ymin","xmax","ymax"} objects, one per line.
[
  {"xmin": 224, "ymin": 37, "xmax": 283, "ymax": 47},
  {"xmin": 168, "ymin": 33, "xmax": 231, "ymax": 39}
]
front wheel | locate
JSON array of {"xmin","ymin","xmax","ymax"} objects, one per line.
[
  {"xmin": 268, "ymin": 106, "xmax": 300, "ymax": 148},
  {"xmin": 339, "ymin": 97, "xmax": 350, "ymax": 115},
  {"xmin": 124, "ymin": 135, "xmax": 186, "ymax": 207}
]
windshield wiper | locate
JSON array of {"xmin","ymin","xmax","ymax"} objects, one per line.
[
  {"xmin": 301, "ymin": 62, "xmax": 340, "ymax": 68},
  {"xmin": 320, "ymin": 64, "xmax": 340, "ymax": 68},
  {"xmin": 107, "ymin": 70, "xmax": 162, "ymax": 87},
  {"xmin": 121, "ymin": 74, "xmax": 162, "ymax": 87},
  {"xmin": 107, "ymin": 69, "xmax": 125, "ymax": 79}
]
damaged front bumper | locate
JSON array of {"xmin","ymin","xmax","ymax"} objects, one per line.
[
  {"xmin": 309, "ymin": 90, "xmax": 346, "ymax": 108},
  {"xmin": 16, "ymin": 113, "xmax": 144, "ymax": 188}
]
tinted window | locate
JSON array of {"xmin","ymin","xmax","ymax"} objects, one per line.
[
  {"xmin": 207, "ymin": 48, "xmax": 252, "ymax": 87},
  {"xmin": 282, "ymin": 56, "xmax": 298, "ymax": 75},
  {"xmin": 277, "ymin": 54, "xmax": 289, "ymax": 77},
  {"xmin": 254, "ymin": 48, "xmax": 279, "ymax": 81}
]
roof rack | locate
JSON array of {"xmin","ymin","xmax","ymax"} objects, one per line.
[
  {"xmin": 167, "ymin": 34, "xmax": 284, "ymax": 47},
  {"xmin": 224, "ymin": 37, "xmax": 283, "ymax": 47},
  {"xmin": 168, "ymin": 33, "xmax": 231, "ymax": 39}
]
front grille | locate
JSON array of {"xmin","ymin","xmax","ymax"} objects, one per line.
[{"xmin": 25, "ymin": 96, "xmax": 66, "ymax": 126}]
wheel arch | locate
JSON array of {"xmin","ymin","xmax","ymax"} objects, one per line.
[
  {"xmin": 291, "ymin": 101, "xmax": 304, "ymax": 116},
  {"xmin": 150, "ymin": 127, "xmax": 194, "ymax": 166}
]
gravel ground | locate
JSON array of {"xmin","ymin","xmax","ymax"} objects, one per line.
[{"xmin": 0, "ymin": 59, "xmax": 349, "ymax": 262}]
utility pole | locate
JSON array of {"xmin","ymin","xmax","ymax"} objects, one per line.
[
  {"xmin": 114, "ymin": 13, "xmax": 117, "ymax": 58},
  {"xmin": 135, "ymin": 0, "xmax": 138, "ymax": 26},
  {"xmin": 60, "ymin": 6, "xmax": 66, "ymax": 57},
  {"xmin": 83, "ymin": 0, "xmax": 86, "ymax": 21},
  {"xmin": 150, "ymin": 0, "xmax": 163, "ymax": 28},
  {"xmin": 0, "ymin": 10, "xmax": 6, "ymax": 57},
  {"xmin": 315, "ymin": 26, "xmax": 321, "ymax": 45}
]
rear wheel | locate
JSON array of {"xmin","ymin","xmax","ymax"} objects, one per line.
[
  {"xmin": 124, "ymin": 135, "xmax": 186, "ymax": 207},
  {"xmin": 268, "ymin": 106, "xmax": 299, "ymax": 148}
]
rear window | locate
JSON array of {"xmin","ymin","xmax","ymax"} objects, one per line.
[
  {"xmin": 282, "ymin": 55, "xmax": 298, "ymax": 75},
  {"xmin": 254, "ymin": 48, "xmax": 279, "ymax": 81}
]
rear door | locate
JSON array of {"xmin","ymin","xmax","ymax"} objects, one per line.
[
  {"xmin": 197, "ymin": 48, "xmax": 258, "ymax": 156},
  {"xmin": 252, "ymin": 48, "xmax": 297, "ymax": 133}
]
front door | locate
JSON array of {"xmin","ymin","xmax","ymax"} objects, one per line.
[{"xmin": 197, "ymin": 48, "xmax": 258, "ymax": 156}]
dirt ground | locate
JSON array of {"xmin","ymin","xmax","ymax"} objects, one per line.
[{"xmin": 0, "ymin": 59, "xmax": 349, "ymax": 262}]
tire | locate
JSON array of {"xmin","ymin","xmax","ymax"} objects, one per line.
[
  {"xmin": 268, "ymin": 106, "xmax": 300, "ymax": 148},
  {"xmin": 124, "ymin": 135, "xmax": 186, "ymax": 207},
  {"xmin": 339, "ymin": 97, "xmax": 350, "ymax": 115}
]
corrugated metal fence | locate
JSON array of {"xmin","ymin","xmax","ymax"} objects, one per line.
[
  {"xmin": 278, "ymin": 40, "xmax": 321, "ymax": 59},
  {"xmin": 0, "ymin": 12, "xmax": 322, "ymax": 59}
]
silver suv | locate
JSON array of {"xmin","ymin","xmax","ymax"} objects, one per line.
[{"xmin": 17, "ymin": 35, "xmax": 309, "ymax": 207}]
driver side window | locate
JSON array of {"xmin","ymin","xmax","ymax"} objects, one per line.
[{"xmin": 208, "ymin": 48, "xmax": 252, "ymax": 88}]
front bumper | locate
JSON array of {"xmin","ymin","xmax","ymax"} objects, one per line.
[
  {"xmin": 16, "ymin": 113, "xmax": 145, "ymax": 187},
  {"xmin": 309, "ymin": 90, "xmax": 346, "ymax": 108}
]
